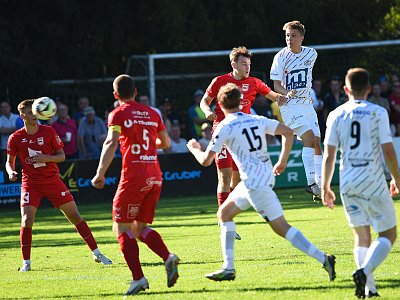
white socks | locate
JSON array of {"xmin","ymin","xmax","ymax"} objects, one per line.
[
  {"xmin": 220, "ymin": 221, "xmax": 236, "ymax": 270},
  {"xmin": 302, "ymin": 147, "xmax": 315, "ymax": 185},
  {"xmin": 354, "ymin": 247, "xmax": 377, "ymax": 294},
  {"xmin": 314, "ymin": 154, "xmax": 322, "ymax": 187},
  {"xmin": 362, "ymin": 237, "xmax": 392, "ymax": 276},
  {"xmin": 285, "ymin": 227, "xmax": 325, "ymax": 264}
]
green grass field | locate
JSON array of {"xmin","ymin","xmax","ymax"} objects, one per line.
[{"xmin": 1, "ymin": 187, "xmax": 399, "ymax": 299}]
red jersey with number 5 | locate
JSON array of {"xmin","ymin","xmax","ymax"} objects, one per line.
[
  {"xmin": 107, "ymin": 101, "xmax": 165, "ymax": 180},
  {"xmin": 7, "ymin": 125, "xmax": 64, "ymax": 185},
  {"xmin": 206, "ymin": 73, "xmax": 272, "ymax": 127}
]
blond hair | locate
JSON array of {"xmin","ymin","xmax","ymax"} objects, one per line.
[
  {"xmin": 17, "ymin": 99, "xmax": 35, "ymax": 115},
  {"xmin": 283, "ymin": 20, "xmax": 305, "ymax": 36}
]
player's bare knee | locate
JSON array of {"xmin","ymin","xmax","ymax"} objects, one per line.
[{"xmin": 21, "ymin": 214, "xmax": 34, "ymax": 227}]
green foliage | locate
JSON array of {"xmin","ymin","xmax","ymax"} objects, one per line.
[{"xmin": 1, "ymin": 188, "xmax": 399, "ymax": 299}]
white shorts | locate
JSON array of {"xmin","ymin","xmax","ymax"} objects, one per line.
[
  {"xmin": 340, "ymin": 192, "xmax": 397, "ymax": 233},
  {"xmin": 280, "ymin": 104, "xmax": 320, "ymax": 138},
  {"xmin": 229, "ymin": 181, "xmax": 283, "ymax": 222}
]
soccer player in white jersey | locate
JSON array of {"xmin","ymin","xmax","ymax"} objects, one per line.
[
  {"xmin": 322, "ymin": 68, "xmax": 399, "ymax": 298},
  {"xmin": 187, "ymin": 83, "xmax": 336, "ymax": 282},
  {"xmin": 270, "ymin": 20, "xmax": 322, "ymax": 200}
]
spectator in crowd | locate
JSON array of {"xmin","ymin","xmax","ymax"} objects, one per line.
[
  {"xmin": 388, "ymin": 80, "xmax": 400, "ymax": 136},
  {"xmin": 323, "ymin": 76, "xmax": 347, "ymax": 122},
  {"xmin": 0, "ymin": 101, "xmax": 19, "ymax": 163},
  {"xmin": 137, "ymin": 94, "xmax": 163, "ymax": 120},
  {"xmin": 164, "ymin": 123, "xmax": 188, "ymax": 154},
  {"xmin": 197, "ymin": 122, "xmax": 212, "ymax": 151},
  {"xmin": 73, "ymin": 96, "xmax": 90, "ymax": 125},
  {"xmin": 51, "ymin": 103, "xmax": 79, "ymax": 159},
  {"xmin": 188, "ymin": 89, "xmax": 208, "ymax": 139},
  {"xmin": 368, "ymin": 83, "xmax": 390, "ymax": 112},
  {"xmin": 379, "ymin": 76, "xmax": 392, "ymax": 98},
  {"xmin": 312, "ymin": 79, "xmax": 326, "ymax": 140},
  {"xmin": 77, "ymin": 106, "xmax": 107, "ymax": 159},
  {"xmin": 159, "ymin": 98, "xmax": 184, "ymax": 131}
]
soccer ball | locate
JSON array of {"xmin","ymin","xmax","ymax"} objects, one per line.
[{"xmin": 32, "ymin": 97, "xmax": 57, "ymax": 120}]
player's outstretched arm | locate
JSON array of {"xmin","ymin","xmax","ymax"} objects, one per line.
[
  {"xmin": 92, "ymin": 129, "xmax": 119, "ymax": 189},
  {"xmin": 321, "ymin": 145, "xmax": 337, "ymax": 208},
  {"xmin": 200, "ymin": 95, "xmax": 217, "ymax": 121},
  {"xmin": 187, "ymin": 139, "xmax": 215, "ymax": 166},
  {"xmin": 382, "ymin": 142, "xmax": 400, "ymax": 196},
  {"xmin": 5, "ymin": 154, "xmax": 18, "ymax": 181},
  {"xmin": 265, "ymin": 90, "xmax": 286, "ymax": 106},
  {"xmin": 273, "ymin": 124, "xmax": 294, "ymax": 175}
]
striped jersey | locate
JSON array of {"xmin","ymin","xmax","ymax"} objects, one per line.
[
  {"xmin": 208, "ymin": 112, "xmax": 279, "ymax": 190},
  {"xmin": 270, "ymin": 46, "xmax": 317, "ymax": 105},
  {"xmin": 324, "ymin": 100, "xmax": 393, "ymax": 196}
]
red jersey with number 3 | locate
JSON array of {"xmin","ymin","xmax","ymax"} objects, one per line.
[
  {"xmin": 107, "ymin": 101, "xmax": 165, "ymax": 180},
  {"xmin": 206, "ymin": 73, "xmax": 272, "ymax": 128},
  {"xmin": 7, "ymin": 125, "xmax": 64, "ymax": 186}
]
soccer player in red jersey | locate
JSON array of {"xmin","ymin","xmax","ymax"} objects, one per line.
[
  {"xmin": 200, "ymin": 46, "xmax": 285, "ymax": 210},
  {"xmin": 6, "ymin": 99, "xmax": 112, "ymax": 272},
  {"xmin": 91, "ymin": 74, "xmax": 179, "ymax": 296}
]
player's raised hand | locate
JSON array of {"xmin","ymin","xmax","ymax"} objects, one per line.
[
  {"xmin": 187, "ymin": 138, "xmax": 201, "ymax": 150},
  {"xmin": 205, "ymin": 111, "xmax": 217, "ymax": 121},
  {"xmin": 389, "ymin": 178, "xmax": 399, "ymax": 196},
  {"xmin": 91, "ymin": 174, "xmax": 105, "ymax": 189},
  {"xmin": 8, "ymin": 170, "xmax": 18, "ymax": 182},
  {"xmin": 275, "ymin": 94, "xmax": 286, "ymax": 106},
  {"xmin": 286, "ymin": 89, "xmax": 297, "ymax": 99},
  {"xmin": 273, "ymin": 160, "xmax": 287, "ymax": 176},
  {"xmin": 322, "ymin": 188, "xmax": 336, "ymax": 209}
]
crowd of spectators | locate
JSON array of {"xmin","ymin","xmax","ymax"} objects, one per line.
[{"xmin": 1, "ymin": 73, "xmax": 400, "ymax": 161}]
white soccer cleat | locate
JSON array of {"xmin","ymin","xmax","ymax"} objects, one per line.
[
  {"xmin": 93, "ymin": 253, "xmax": 112, "ymax": 265},
  {"xmin": 19, "ymin": 263, "xmax": 31, "ymax": 272},
  {"xmin": 165, "ymin": 253, "xmax": 180, "ymax": 287},
  {"xmin": 124, "ymin": 277, "xmax": 149, "ymax": 296}
]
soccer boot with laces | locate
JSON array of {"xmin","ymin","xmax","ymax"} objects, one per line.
[
  {"xmin": 205, "ymin": 269, "xmax": 236, "ymax": 281},
  {"xmin": 93, "ymin": 253, "xmax": 113, "ymax": 265},
  {"xmin": 124, "ymin": 277, "xmax": 149, "ymax": 296},
  {"xmin": 305, "ymin": 182, "xmax": 321, "ymax": 197},
  {"xmin": 165, "ymin": 253, "xmax": 180, "ymax": 287},
  {"xmin": 323, "ymin": 254, "xmax": 336, "ymax": 281},
  {"xmin": 353, "ymin": 268, "xmax": 367, "ymax": 299}
]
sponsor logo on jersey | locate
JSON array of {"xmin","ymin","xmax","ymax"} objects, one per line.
[
  {"xmin": 127, "ymin": 204, "xmax": 140, "ymax": 219},
  {"xmin": 346, "ymin": 205, "xmax": 359, "ymax": 213},
  {"xmin": 60, "ymin": 190, "xmax": 70, "ymax": 196},
  {"xmin": 21, "ymin": 138, "xmax": 28, "ymax": 143},
  {"xmin": 218, "ymin": 147, "xmax": 227, "ymax": 159},
  {"xmin": 304, "ymin": 60, "xmax": 312, "ymax": 65},
  {"xmin": 139, "ymin": 155, "xmax": 157, "ymax": 161},
  {"xmin": 22, "ymin": 192, "xmax": 30, "ymax": 204},
  {"xmin": 37, "ymin": 137, "xmax": 44, "ymax": 146},
  {"xmin": 124, "ymin": 119, "xmax": 133, "ymax": 128},
  {"xmin": 286, "ymin": 68, "xmax": 308, "ymax": 90},
  {"xmin": 241, "ymin": 84, "xmax": 249, "ymax": 92},
  {"xmin": 55, "ymin": 135, "xmax": 62, "ymax": 145},
  {"xmin": 29, "ymin": 140, "xmax": 35, "ymax": 144},
  {"xmin": 140, "ymin": 177, "xmax": 162, "ymax": 192}
]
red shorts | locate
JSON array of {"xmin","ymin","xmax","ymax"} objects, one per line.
[
  {"xmin": 21, "ymin": 179, "xmax": 74, "ymax": 208},
  {"xmin": 113, "ymin": 175, "xmax": 162, "ymax": 224},
  {"xmin": 215, "ymin": 145, "xmax": 238, "ymax": 171}
]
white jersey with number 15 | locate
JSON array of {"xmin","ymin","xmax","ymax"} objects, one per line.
[{"xmin": 208, "ymin": 112, "xmax": 279, "ymax": 190}]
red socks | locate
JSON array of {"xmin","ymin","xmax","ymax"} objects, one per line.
[
  {"xmin": 217, "ymin": 192, "xmax": 230, "ymax": 206},
  {"xmin": 139, "ymin": 227, "xmax": 170, "ymax": 262},
  {"xmin": 75, "ymin": 220, "xmax": 98, "ymax": 251},
  {"xmin": 20, "ymin": 227, "xmax": 32, "ymax": 260},
  {"xmin": 118, "ymin": 231, "xmax": 144, "ymax": 280}
]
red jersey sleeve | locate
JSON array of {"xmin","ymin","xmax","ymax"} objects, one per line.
[
  {"xmin": 6, "ymin": 132, "xmax": 18, "ymax": 156},
  {"xmin": 49, "ymin": 127, "xmax": 64, "ymax": 151},
  {"xmin": 156, "ymin": 112, "xmax": 166, "ymax": 132},
  {"xmin": 206, "ymin": 76, "xmax": 221, "ymax": 100},
  {"xmin": 256, "ymin": 78, "xmax": 272, "ymax": 96}
]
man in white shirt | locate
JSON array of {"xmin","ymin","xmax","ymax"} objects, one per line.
[
  {"xmin": 187, "ymin": 83, "xmax": 336, "ymax": 282},
  {"xmin": 270, "ymin": 20, "xmax": 322, "ymax": 201},
  {"xmin": 164, "ymin": 124, "xmax": 188, "ymax": 154},
  {"xmin": 322, "ymin": 67, "xmax": 399, "ymax": 298},
  {"xmin": 0, "ymin": 101, "xmax": 19, "ymax": 163}
]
